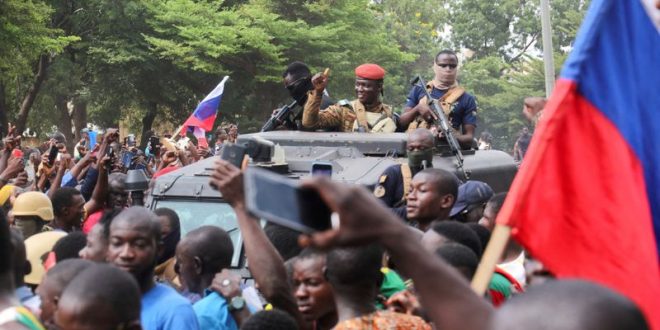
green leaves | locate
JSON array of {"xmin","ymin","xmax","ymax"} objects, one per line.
[
  {"xmin": 0, "ymin": 0, "xmax": 78, "ymax": 75},
  {"xmin": 1, "ymin": 0, "xmax": 590, "ymax": 147}
]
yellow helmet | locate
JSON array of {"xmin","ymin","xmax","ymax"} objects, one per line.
[
  {"xmin": 24, "ymin": 231, "xmax": 66, "ymax": 285},
  {"xmin": 0, "ymin": 185, "xmax": 13, "ymax": 206},
  {"xmin": 12, "ymin": 191, "xmax": 54, "ymax": 221}
]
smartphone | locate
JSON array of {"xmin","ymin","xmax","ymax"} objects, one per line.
[
  {"xmin": 311, "ymin": 162, "xmax": 333, "ymax": 178},
  {"xmin": 149, "ymin": 136, "xmax": 160, "ymax": 155},
  {"xmin": 104, "ymin": 147, "xmax": 115, "ymax": 171},
  {"xmin": 47, "ymin": 146, "xmax": 59, "ymax": 166},
  {"xmin": 127, "ymin": 134, "xmax": 136, "ymax": 147},
  {"xmin": 80, "ymin": 139, "xmax": 86, "ymax": 147},
  {"xmin": 121, "ymin": 151, "xmax": 134, "ymax": 168},
  {"xmin": 244, "ymin": 167, "xmax": 332, "ymax": 233},
  {"xmin": 220, "ymin": 144, "xmax": 247, "ymax": 169}
]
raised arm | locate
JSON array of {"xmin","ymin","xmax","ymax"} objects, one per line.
[
  {"xmin": 84, "ymin": 153, "xmax": 110, "ymax": 216},
  {"xmin": 82, "ymin": 129, "xmax": 118, "ymax": 202},
  {"xmin": 301, "ymin": 178, "xmax": 493, "ymax": 330},
  {"xmin": 0, "ymin": 157, "xmax": 24, "ymax": 190},
  {"xmin": 70, "ymin": 145, "xmax": 98, "ymax": 182},
  {"xmin": 0, "ymin": 125, "xmax": 20, "ymax": 174},
  {"xmin": 209, "ymin": 160, "xmax": 304, "ymax": 328},
  {"xmin": 47, "ymin": 154, "xmax": 72, "ymax": 199},
  {"xmin": 301, "ymin": 73, "xmax": 343, "ymax": 131}
]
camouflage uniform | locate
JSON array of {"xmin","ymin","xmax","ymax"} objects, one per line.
[{"xmin": 302, "ymin": 90, "xmax": 394, "ymax": 132}]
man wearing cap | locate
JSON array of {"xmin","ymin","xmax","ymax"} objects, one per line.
[
  {"xmin": 302, "ymin": 63, "xmax": 398, "ymax": 133},
  {"xmin": 399, "ymin": 50, "xmax": 478, "ymax": 149},
  {"xmin": 11, "ymin": 192, "xmax": 54, "ymax": 239},
  {"xmin": 449, "ymin": 181, "xmax": 494, "ymax": 223}
]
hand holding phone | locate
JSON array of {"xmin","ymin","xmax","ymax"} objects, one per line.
[
  {"xmin": 244, "ymin": 168, "xmax": 332, "ymax": 233},
  {"xmin": 105, "ymin": 146, "xmax": 115, "ymax": 167},
  {"xmin": 149, "ymin": 136, "xmax": 161, "ymax": 155},
  {"xmin": 47, "ymin": 145, "xmax": 59, "ymax": 166}
]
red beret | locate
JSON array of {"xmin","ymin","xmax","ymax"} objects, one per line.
[{"xmin": 355, "ymin": 63, "xmax": 385, "ymax": 80}]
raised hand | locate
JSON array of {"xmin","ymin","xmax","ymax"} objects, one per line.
[
  {"xmin": 311, "ymin": 72, "xmax": 328, "ymax": 93},
  {"xmin": 298, "ymin": 177, "xmax": 403, "ymax": 249},
  {"xmin": 209, "ymin": 160, "xmax": 244, "ymax": 207}
]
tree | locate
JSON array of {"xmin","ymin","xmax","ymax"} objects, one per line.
[
  {"xmin": 448, "ymin": 0, "xmax": 590, "ymax": 150},
  {"xmin": 143, "ymin": 0, "xmax": 415, "ymax": 127},
  {"xmin": 0, "ymin": 0, "xmax": 78, "ymax": 136}
]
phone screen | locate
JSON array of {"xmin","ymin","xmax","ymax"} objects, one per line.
[
  {"xmin": 244, "ymin": 168, "xmax": 331, "ymax": 233},
  {"xmin": 311, "ymin": 162, "xmax": 333, "ymax": 178}
]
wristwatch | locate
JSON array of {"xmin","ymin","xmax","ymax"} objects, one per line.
[{"xmin": 228, "ymin": 296, "xmax": 246, "ymax": 312}]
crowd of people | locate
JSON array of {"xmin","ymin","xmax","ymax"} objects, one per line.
[{"xmin": 0, "ymin": 50, "xmax": 650, "ymax": 330}]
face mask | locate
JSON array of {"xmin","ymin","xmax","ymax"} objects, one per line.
[
  {"xmin": 408, "ymin": 149, "xmax": 433, "ymax": 170},
  {"xmin": 290, "ymin": 78, "xmax": 313, "ymax": 106},
  {"xmin": 14, "ymin": 218, "xmax": 40, "ymax": 239}
]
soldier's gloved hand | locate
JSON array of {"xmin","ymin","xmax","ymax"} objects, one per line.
[
  {"xmin": 413, "ymin": 103, "xmax": 438, "ymax": 122},
  {"xmin": 311, "ymin": 72, "xmax": 328, "ymax": 93}
]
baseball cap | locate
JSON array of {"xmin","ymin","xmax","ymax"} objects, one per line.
[{"xmin": 450, "ymin": 181, "xmax": 494, "ymax": 218}]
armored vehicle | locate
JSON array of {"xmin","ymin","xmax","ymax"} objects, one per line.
[{"xmin": 146, "ymin": 131, "xmax": 517, "ymax": 277}]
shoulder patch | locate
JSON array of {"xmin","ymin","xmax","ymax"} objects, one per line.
[{"xmin": 374, "ymin": 185, "xmax": 386, "ymax": 198}]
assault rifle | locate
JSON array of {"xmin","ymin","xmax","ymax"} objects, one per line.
[
  {"xmin": 410, "ymin": 76, "xmax": 469, "ymax": 180},
  {"xmin": 261, "ymin": 100, "xmax": 299, "ymax": 132}
]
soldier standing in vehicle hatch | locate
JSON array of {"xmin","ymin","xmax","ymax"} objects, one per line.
[
  {"xmin": 398, "ymin": 50, "xmax": 478, "ymax": 149},
  {"xmin": 302, "ymin": 63, "xmax": 399, "ymax": 133}
]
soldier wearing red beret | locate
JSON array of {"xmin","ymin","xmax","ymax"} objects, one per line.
[{"xmin": 302, "ymin": 64, "xmax": 398, "ymax": 133}]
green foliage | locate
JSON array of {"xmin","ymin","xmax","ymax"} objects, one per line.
[
  {"xmin": 3, "ymin": 0, "xmax": 590, "ymax": 150},
  {"xmin": 143, "ymin": 0, "xmax": 415, "ymax": 123},
  {"xmin": 451, "ymin": 0, "xmax": 589, "ymax": 150},
  {"xmin": 0, "ymin": 0, "xmax": 78, "ymax": 75}
]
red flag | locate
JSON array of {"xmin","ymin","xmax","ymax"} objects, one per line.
[{"xmin": 497, "ymin": 0, "xmax": 660, "ymax": 328}]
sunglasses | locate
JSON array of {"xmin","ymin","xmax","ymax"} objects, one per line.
[
  {"xmin": 436, "ymin": 63, "xmax": 457, "ymax": 69},
  {"xmin": 285, "ymin": 77, "xmax": 309, "ymax": 92}
]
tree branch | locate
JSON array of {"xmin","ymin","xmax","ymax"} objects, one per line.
[
  {"xmin": 509, "ymin": 33, "xmax": 539, "ymax": 63},
  {"xmin": 16, "ymin": 54, "xmax": 51, "ymax": 134}
]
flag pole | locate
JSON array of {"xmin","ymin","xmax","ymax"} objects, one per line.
[
  {"xmin": 471, "ymin": 224, "xmax": 512, "ymax": 294},
  {"xmin": 540, "ymin": 0, "xmax": 555, "ymax": 97},
  {"xmin": 171, "ymin": 125, "xmax": 184, "ymax": 140}
]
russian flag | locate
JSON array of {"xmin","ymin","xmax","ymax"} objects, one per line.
[
  {"xmin": 497, "ymin": 0, "xmax": 660, "ymax": 328},
  {"xmin": 181, "ymin": 76, "xmax": 230, "ymax": 147}
]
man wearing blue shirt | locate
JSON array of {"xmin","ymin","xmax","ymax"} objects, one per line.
[
  {"xmin": 399, "ymin": 50, "xmax": 478, "ymax": 149},
  {"xmin": 107, "ymin": 207, "xmax": 199, "ymax": 330},
  {"xmin": 176, "ymin": 226, "xmax": 247, "ymax": 329}
]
